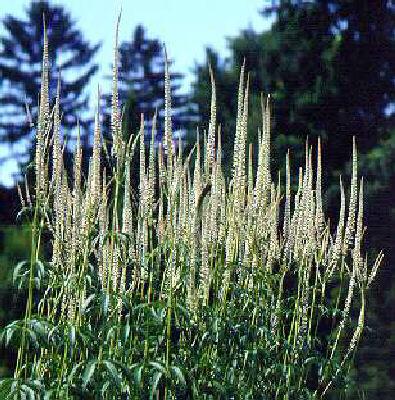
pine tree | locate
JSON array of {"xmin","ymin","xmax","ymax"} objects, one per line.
[{"xmin": 0, "ymin": 0, "xmax": 100, "ymax": 160}]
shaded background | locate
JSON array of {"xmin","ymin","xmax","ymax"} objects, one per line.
[{"xmin": 0, "ymin": 0, "xmax": 394, "ymax": 397}]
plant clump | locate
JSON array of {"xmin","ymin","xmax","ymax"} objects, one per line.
[{"xmin": 0, "ymin": 18, "xmax": 383, "ymax": 399}]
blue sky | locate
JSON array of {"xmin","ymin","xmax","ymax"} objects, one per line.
[{"xmin": 0, "ymin": 0, "xmax": 273, "ymax": 186}]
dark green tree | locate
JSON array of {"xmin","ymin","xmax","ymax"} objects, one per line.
[
  {"xmin": 0, "ymin": 0, "xmax": 100, "ymax": 160},
  {"xmin": 193, "ymin": 0, "xmax": 394, "ymax": 175},
  {"xmin": 258, "ymin": 0, "xmax": 395, "ymax": 178}
]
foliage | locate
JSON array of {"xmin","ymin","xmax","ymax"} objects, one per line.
[
  {"xmin": 0, "ymin": 15, "xmax": 383, "ymax": 400},
  {"xmin": 0, "ymin": 226, "xmax": 31, "ymax": 376}
]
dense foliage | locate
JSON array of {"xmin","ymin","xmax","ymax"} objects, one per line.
[{"xmin": 0, "ymin": 18, "xmax": 383, "ymax": 399}]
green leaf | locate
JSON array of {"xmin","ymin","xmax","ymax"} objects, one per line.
[
  {"xmin": 36, "ymin": 260, "xmax": 45, "ymax": 278},
  {"xmin": 68, "ymin": 362, "xmax": 83, "ymax": 384},
  {"xmin": 34, "ymin": 277, "xmax": 41, "ymax": 289},
  {"xmin": 304, "ymin": 357, "xmax": 317, "ymax": 366},
  {"xmin": 103, "ymin": 360, "xmax": 122, "ymax": 388},
  {"xmin": 44, "ymin": 389, "xmax": 55, "ymax": 400},
  {"xmin": 101, "ymin": 381, "xmax": 110, "ymax": 396},
  {"xmin": 124, "ymin": 314, "xmax": 131, "ymax": 341},
  {"xmin": 102, "ymin": 294, "xmax": 109, "ymax": 316},
  {"xmin": 134, "ymin": 364, "xmax": 143, "ymax": 386},
  {"xmin": 5, "ymin": 325, "xmax": 16, "ymax": 346},
  {"xmin": 69, "ymin": 325, "xmax": 76, "ymax": 348},
  {"xmin": 82, "ymin": 360, "xmax": 97, "ymax": 389},
  {"xmin": 13, "ymin": 261, "xmax": 28, "ymax": 284},
  {"xmin": 150, "ymin": 371, "xmax": 163, "ymax": 400},
  {"xmin": 21, "ymin": 384, "xmax": 35, "ymax": 400},
  {"xmin": 149, "ymin": 361, "xmax": 166, "ymax": 374},
  {"xmin": 170, "ymin": 366, "xmax": 186, "ymax": 386},
  {"xmin": 27, "ymin": 328, "xmax": 39, "ymax": 349},
  {"xmin": 0, "ymin": 378, "xmax": 13, "ymax": 398}
]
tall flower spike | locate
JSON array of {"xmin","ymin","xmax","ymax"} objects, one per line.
[
  {"xmin": 307, "ymin": 147, "xmax": 315, "ymax": 251},
  {"xmin": 216, "ymin": 124, "xmax": 222, "ymax": 168},
  {"xmin": 74, "ymin": 121, "xmax": 82, "ymax": 198},
  {"xmin": 256, "ymin": 127, "xmax": 264, "ymax": 209},
  {"xmin": 99, "ymin": 170, "xmax": 108, "ymax": 287},
  {"xmin": 178, "ymin": 129, "xmax": 182, "ymax": 160},
  {"xmin": 111, "ymin": 12, "xmax": 122, "ymax": 157},
  {"xmin": 158, "ymin": 142, "xmax": 165, "ymax": 194},
  {"xmin": 175, "ymin": 132, "xmax": 183, "ymax": 197},
  {"xmin": 305, "ymin": 137, "xmax": 309, "ymax": 178},
  {"xmin": 207, "ymin": 62, "xmax": 216, "ymax": 172},
  {"xmin": 200, "ymin": 207, "xmax": 210, "ymax": 304},
  {"xmin": 265, "ymin": 94, "xmax": 272, "ymax": 190},
  {"xmin": 330, "ymin": 175, "xmax": 345, "ymax": 275},
  {"xmin": 40, "ymin": 16, "xmax": 50, "ymax": 126},
  {"xmin": 247, "ymin": 143, "xmax": 254, "ymax": 209},
  {"xmin": 92, "ymin": 88, "xmax": 101, "ymax": 207},
  {"xmin": 72, "ymin": 121, "xmax": 82, "ymax": 251},
  {"xmin": 216, "ymin": 125, "xmax": 224, "ymax": 205},
  {"xmin": 194, "ymin": 128, "xmax": 201, "ymax": 207},
  {"xmin": 203, "ymin": 129, "xmax": 208, "ymax": 176},
  {"xmin": 148, "ymin": 111, "xmax": 157, "ymax": 221},
  {"xmin": 276, "ymin": 171, "xmax": 281, "ymax": 226},
  {"xmin": 315, "ymin": 137, "xmax": 324, "ymax": 239},
  {"xmin": 367, "ymin": 251, "xmax": 384, "ymax": 289},
  {"xmin": 52, "ymin": 73, "xmax": 62, "ymax": 192},
  {"xmin": 259, "ymin": 93, "xmax": 272, "ymax": 209},
  {"xmin": 122, "ymin": 150, "xmax": 132, "ymax": 234},
  {"xmin": 36, "ymin": 17, "xmax": 50, "ymax": 199},
  {"xmin": 139, "ymin": 114, "xmax": 146, "ymax": 204},
  {"xmin": 164, "ymin": 46, "xmax": 173, "ymax": 178},
  {"xmin": 239, "ymin": 73, "xmax": 250, "ymax": 211},
  {"xmin": 344, "ymin": 137, "xmax": 358, "ymax": 253},
  {"xmin": 354, "ymin": 177, "xmax": 364, "ymax": 282},
  {"xmin": 233, "ymin": 60, "xmax": 245, "ymax": 181},
  {"xmin": 284, "ymin": 150, "xmax": 291, "ymax": 242}
]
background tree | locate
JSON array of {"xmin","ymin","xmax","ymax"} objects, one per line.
[
  {"xmin": 193, "ymin": 0, "xmax": 394, "ymax": 174},
  {"xmin": 0, "ymin": 0, "xmax": 100, "ymax": 163}
]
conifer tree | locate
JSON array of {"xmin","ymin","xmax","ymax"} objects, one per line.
[{"xmin": 0, "ymin": 0, "xmax": 100, "ymax": 161}]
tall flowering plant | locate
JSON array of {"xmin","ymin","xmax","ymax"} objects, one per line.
[{"xmin": 0, "ymin": 18, "xmax": 383, "ymax": 399}]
